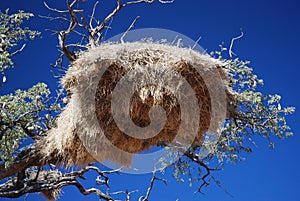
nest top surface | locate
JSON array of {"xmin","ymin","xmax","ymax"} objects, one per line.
[{"xmin": 62, "ymin": 42, "xmax": 224, "ymax": 89}]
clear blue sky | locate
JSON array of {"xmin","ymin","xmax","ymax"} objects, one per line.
[{"xmin": 0, "ymin": 0, "xmax": 299, "ymax": 201}]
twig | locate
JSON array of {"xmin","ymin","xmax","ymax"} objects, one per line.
[
  {"xmin": 91, "ymin": 0, "xmax": 122, "ymax": 39},
  {"xmin": 140, "ymin": 170, "xmax": 167, "ymax": 201},
  {"xmin": 120, "ymin": 16, "xmax": 140, "ymax": 43},
  {"xmin": 39, "ymin": 15, "xmax": 70, "ymax": 22},
  {"xmin": 110, "ymin": 190, "xmax": 138, "ymax": 201},
  {"xmin": 210, "ymin": 176, "xmax": 234, "ymax": 198},
  {"xmin": 92, "ymin": 0, "xmax": 173, "ymax": 40},
  {"xmin": 229, "ymin": 29, "xmax": 244, "ymax": 58},
  {"xmin": 171, "ymin": 35, "xmax": 179, "ymax": 45},
  {"xmin": 158, "ymin": 0, "xmax": 174, "ymax": 3},
  {"xmin": 124, "ymin": 0, "xmax": 153, "ymax": 6},
  {"xmin": 192, "ymin": 36, "xmax": 202, "ymax": 50},
  {"xmin": 89, "ymin": 1, "xmax": 99, "ymax": 29},
  {"xmin": 124, "ymin": 0, "xmax": 174, "ymax": 6},
  {"xmin": 11, "ymin": 44, "xmax": 26, "ymax": 57},
  {"xmin": 182, "ymin": 151, "xmax": 221, "ymax": 193},
  {"xmin": 101, "ymin": 17, "xmax": 114, "ymax": 42},
  {"xmin": 50, "ymin": 52, "xmax": 64, "ymax": 69},
  {"xmin": 43, "ymin": 1, "xmax": 83, "ymax": 13},
  {"xmin": 72, "ymin": 181, "xmax": 114, "ymax": 201}
]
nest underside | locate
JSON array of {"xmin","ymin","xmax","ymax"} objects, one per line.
[{"xmin": 38, "ymin": 42, "xmax": 230, "ymax": 166}]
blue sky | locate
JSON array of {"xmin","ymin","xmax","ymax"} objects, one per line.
[{"xmin": 0, "ymin": 0, "xmax": 299, "ymax": 201}]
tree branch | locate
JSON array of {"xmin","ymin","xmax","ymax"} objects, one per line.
[
  {"xmin": 0, "ymin": 147, "xmax": 40, "ymax": 180},
  {"xmin": 0, "ymin": 164, "xmax": 120, "ymax": 201}
]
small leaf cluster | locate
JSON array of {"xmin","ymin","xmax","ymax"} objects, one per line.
[
  {"xmin": 169, "ymin": 48, "xmax": 295, "ymax": 185},
  {"xmin": 211, "ymin": 49, "xmax": 295, "ymax": 163},
  {"xmin": 0, "ymin": 9, "xmax": 40, "ymax": 76},
  {"xmin": 0, "ymin": 83, "xmax": 62, "ymax": 167}
]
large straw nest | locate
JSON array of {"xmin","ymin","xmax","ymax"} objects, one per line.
[{"xmin": 38, "ymin": 42, "xmax": 230, "ymax": 167}]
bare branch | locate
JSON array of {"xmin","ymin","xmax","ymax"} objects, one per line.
[
  {"xmin": 101, "ymin": 17, "xmax": 114, "ymax": 43},
  {"xmin": 0, "ymin": 163, "xmax": 123, "ymax": 200},
  {"xmin": 183, "ymin": 151, "xmax": 223, "ymax": 194},
  {"xmin": 0, "ymin": 168, "xmax": 115, "ymax": 201},
  {"xmin": 124, "ymin": 0, "xmax": 174, "ymax": 6},
  {"xmin": 140, "ymin": 170, "xmax": 167, "ymax": 201},
  {"xmin": 56, "ymin": 0, "xmax": 82, "ymax": 62},
  {"xmin": 110, "ymin": 190, "xmax": 138, "ymax": 201},
  {"xmin": 89, "ymin": 1, "xmax": 99, "ymax": 29},
  {"xmin": 50, "ymin": 52, "xmax": 64, "ymax": 69},
  {"xmin": 44, "ymin": 1, "xmax": 84, "ymax": 62},
  {"xmin": 43, "ymin": 1, "xmax": 83, "ymax": 13},
  {"xmin": 58, "ymin": 32, "xmax": 76, "ymax": 62},
  {"xmin": 120, "ymin": 16, "xmax": 140, "ymax": 43},
  {"xmin": 229, "ymin": 29, "xmax": 244, "ymax": 58},
  {"xmin": 66, "ymin": 44, "xmax": 88, "ymax": 49},
  {"xmin": 192, "ymin": 36, "xmax": 202, "ymax": 50},
  {"xmin": 123, "ymin": 0, "xmax": 152, "ymax": 5},
  {"xmin": 91, "ymin": 0, "xmax": 173, "ymax": 41},
  {"xmin": 72, "ymin": 182, "xmax": 114, "ymax": 201},
  {"xmin": 158, "ymin": 0, "xmax": 175, "ymax": 3},
  {"xmin": 209, "ymin": 176, "xmax": 234, "ymax": 198},
  {"xmin": 91, "ymin": 0, "xmax": 122, "ymax": 40},
  {"xmin": 43, "ymin": 0, "xmax": 174, "ymax": 61},
  {"xmin": 39, "ymin": 15, "xmax": 70, "ymax": 23},
  {"xmin": 69, "ymin": 0, "xmax": 79, "ymax": 8},
  {"xmin": 10, "ymin": 44, "xmax": 26, "ymax": 57}
]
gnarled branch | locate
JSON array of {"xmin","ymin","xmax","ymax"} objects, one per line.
[
  {"xmin": 44, "ymin": 0, "xmax": 174, "ymax": 62},
  {"xmin": 0, "ymin": 164, "xmax": 121, "ymax": 201}
]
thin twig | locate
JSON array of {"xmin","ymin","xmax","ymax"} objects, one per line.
[
  {"xmin": 110, "ymin": 190, "xmax": 138, "ymax": 201},
  {"xmin": 124, "ymin": 0, "xmax": 154, "ymax": 6},
  {"xmin": 192, "ymin": 36, "xmax": 202, "ymax": 50},
  {"xmin": 43, "ymin": 1, "xmax": 83, "ymax": 13},
  {"xmin": 11, "ymin": 44, "xmax": 26, "ymax": 57},
  {"xmin": 91, "ymin": 0, "xmax": 122, "ymax": 39},
  {"xmin": 101, "ymin": 17, "xmax": 114, "ymax": 42},
  {"xmin": 39, "ymin": 15, "xmax": 70, "ymax": 22},
  {"xmin": 140, "ymin": 170, "xmax": 167, "ymax": 201},
  {"xmin": 92, "ymin": 0, "xmax": 173, "ymax": 40},
  {"xmin": 89, "ymin": 1, "xmax": 99, "ymax": 29},
  {"xmin": 229, "ymin": 29, "xmax": 244, "ymax": 58},
  {"xmin": 124, "ymin": 0, "xmax": 174, "ymax": 6},
  {"xmin": 120, "ymin": 16, "xmax": 140, "ymax": 43}
]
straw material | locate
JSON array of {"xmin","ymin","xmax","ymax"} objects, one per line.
[{"xmin": 38, "ymin": 42, "xmax": 230, "ymax": 167}]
